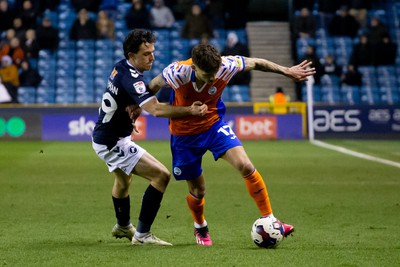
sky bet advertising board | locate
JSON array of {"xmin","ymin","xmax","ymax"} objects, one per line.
[
  {"xmin": 39, "ymin": 113, "xmax": 303, "ymax": 141},
  {"xmin": 313, "ymin": 105, "xmax": 400, "ymax": 138}
]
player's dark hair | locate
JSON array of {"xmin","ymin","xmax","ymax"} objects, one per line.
[
  {"xmin": 191, "ymin": 44, "xmax": 221, "ymax": 73},
  {"xmin": 123, "ymin": 29, "xmax": 156, "ymax": 59}
]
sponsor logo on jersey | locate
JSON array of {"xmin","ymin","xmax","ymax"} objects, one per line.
[
  {"xmin": 110, "ymin": 68, "xmax": 117, "ymax": 80},
  {"xmin": 234, "ymin": 57, "xmax": 242, "ymax": 68},
  {"xmin": 208, "ymin": 86, "xmax": 217, "ymax": 95},
  {"xmin": 133, "ymin": 81, "xmax": 146, "ymax": 94}
]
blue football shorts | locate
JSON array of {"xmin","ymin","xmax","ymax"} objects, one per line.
[{"xmin": 170, "ymin": 119, "xmax": 242, "ymax": 180}]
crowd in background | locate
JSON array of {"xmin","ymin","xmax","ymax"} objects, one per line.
[
  {"xmin": 0, "ymin": 0, "xmax": 251, "ymax": 103},
  {"xmin": 291, "ymin": 0, "xmax": 398, "ymax": 100}
]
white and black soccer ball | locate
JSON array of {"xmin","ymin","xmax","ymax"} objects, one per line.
[{"xmin": 251, "ymin": 216, "xmax": 284, "ymax": 248}]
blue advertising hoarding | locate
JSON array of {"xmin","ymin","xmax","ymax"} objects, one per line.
[{"xmin": 313, "ymin": 104, "xmax": 400, "ymax": 138}]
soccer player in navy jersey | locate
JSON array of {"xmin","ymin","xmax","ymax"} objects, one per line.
[{"xmin": 91, "ymin": 29, "xmax": 207, "ymax": 246}]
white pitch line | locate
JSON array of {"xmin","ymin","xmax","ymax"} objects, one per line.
[{"xmin": 310, "ymin": 140, "xmax": 400, "ymax": 169}]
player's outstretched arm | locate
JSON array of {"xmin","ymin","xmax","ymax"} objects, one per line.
[
  {"xmin": 244, "ymin": 57, "xmax": 316, "ymax": 82},
  {"xmin": 148, "ymin": 73, "xmax": 166, "ymax": 93},
  {"xmin": 141, "ymin": 98, "xmax": 208, "ymax": 118}
]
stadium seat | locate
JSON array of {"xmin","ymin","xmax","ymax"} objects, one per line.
[
  {"xmin": 229, "ymin": 85, "xmax": 250, "ymax": 102},
  {"xmin": 302, "ymin": 84, "xmax": 322, "ymax": 102},
  {"xmin": 18, "ymin": 86, "xmax": 36, "ymax": 104},
  {"xmin": 221, "ymin": 87, "xmax": 231, "ymax": 102},
  {"xmin": 341, "ymin": 85, "xmax": 361, "ymax": 104}
]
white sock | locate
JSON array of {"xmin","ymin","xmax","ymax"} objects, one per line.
[
  {"xmin": 134, "ymin": 232, "xmax": 148, "ymax": 238},
  {"xmin": 194, "ymin": 220, "xmax": 208, "ymax": 228},
  {"xmin": 266, "ymin": 213, "xmax": 277, "ymax": 221}
]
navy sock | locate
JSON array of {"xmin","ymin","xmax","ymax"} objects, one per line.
[
  {"xmin": 112, "ymin": 195, "xmax": 131, "ymax": 227},
  {"xmin": 137, "ymin": 185, "xmax": 163, "ymax": 233}
]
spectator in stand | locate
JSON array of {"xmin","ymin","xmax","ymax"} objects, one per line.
[
  {"xmin": 18, "ymin": 0, "xmax": 38, "ymax": 30},
  {"xmin": 96, "ymin": 10, "xmax": 115, "ymax": 40},
  {"xmin": 348, "ymin": 0, "xmax": 371, "ymax": 28},
  {"xmin": 340, "ymin": 64, "xmax": 362, "ymax": 86},
  {"xmin": 125, "ymin": 0, "xmax": 152, "ymax": 30},
  {"xmin": 0, "ymin": 55, "xmax": 20, "ymax": 103},
  {"xmin": 150, "ymin": 0, "xmax": 175, "ymax": 29},
  {"xmin": 99, "ymin": 0, "xmax": 118, "ymax": 21},
  {"xmin": 296, "ymin": 45, "xmax": 321, "ymax": 100},
  {"xmin": 0, "ymin": 29, "xmax": 16, "ymax": 53},
  {"xmin": 300, "ymin": 45, "xmax": 321, "ymax": 82},
  {"xmin": 18, "ymin": 60, "xmax": 42, "ymax": 87},
  {"xmin": 291, "ymin": 7, "xmax": 316, "ymax": 59},
  {"xmin": 221, "ymin": 31, "xmax": 251, "ymax": 86},
  {"xmin": 0, "ymin": 37, "xmax": 25, "ymax": 67},
  {"xmin": 204, "ymin": 0, "xmax": 225, "ymax": 29},
  {"xmin": 366, "ymin": 16, "xmax": 389, "ymax": 47},
  {"xmin": 22, "ymin": 29, "xmax": 39, "ymax": 61},
  {"xmin": 69, "ymin": 8, "xmax": 98, "ymax": 40},
  {"xmin": 71, "ymin": 0, "xmax": 101, "ymax": 13},
  {"xmin": 0, "ymin": 0, "xmax": 16, "ymax": 33},
  {"xmin": 172, "ymin": 0, "xmax": 195, "ymax": 20},
  {"xmin": 350, "ymin": 34, "xmax": 374, "ymax": 66},
  {"xmin": 225, "ymin": 0, "xmax": 249, "ymax": 30},
  {"xmin": 36, "ymin": 17, "xmax": 59, "ymax": 51},
  {"xmin": 328, "ymin": 5, "xmax": 360, "ymax": 38},
  {"xmin": 320, "ymin": 54, "xmax": 341, "ymax": 77},
  {"xmin": 293, "ymin": 7, "xmax": 316, "ymax": 39},
  {"xmin": 12, "ymin": 17, "xmax": 26, "ymax": 40},
  {"xmin": 181, "ymin": 3, "xmax": 213, "ymax": 39},
  {"xmin": 38, "ymin": 0, "xmax": 61, "ymax": 14},
  {"xmin": 375, "ymin": 34, "xmax": 397, "ymax": 66}
]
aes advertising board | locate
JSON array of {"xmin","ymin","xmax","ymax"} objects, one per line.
[{"xmin": 313, "ymin": 105, "xmax": 400, "ymax": 138}]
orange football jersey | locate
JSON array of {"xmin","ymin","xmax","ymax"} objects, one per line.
[{"xmin": 162, "ymin": 55, "xmax": 246, "ymax": 135}]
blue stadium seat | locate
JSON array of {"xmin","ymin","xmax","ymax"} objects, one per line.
[
  {"xmin": 76, "ymin": 40, "xmax": 95, "ymax": 49},
  {"xmin": 341, "ymin": 85, "xmax": 361, "ymax": 104},
  {"xmin": 36, "ymin": 87, "xmax": 56, "ymax": 103},
  {"xmin": 57, "ymin": 49, "xmax": 76, "ymax": 60},
  {"xmin": 221, "ymin": 87, "xmax": 231, "ymax": 102},
  {"xmin": 18, "ymin": 86, "xmax": 36, "ymax": 104},
  {"xmin": 39, "ymin": 49, "xmax": 56, "ymax": 60},
  {"xmin": 360, "ymin": 85, "xmax": 380, "ymax": 104},
  {"xmin": 229, "ymin": 85, "xmax": 250, "ymax": 102},
  {"xmin": 302, "ymin": 84, "xmax": 322, "ymax": 102},
  {"xmin": 95, "ymin": 39, "xmax": 115, "ymax": 50}
]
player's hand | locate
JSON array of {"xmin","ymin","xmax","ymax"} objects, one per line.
[
  {"xmin": 132, "ymin": 122, "xmax": 140, "ymax": 134},
  {"xmin": 126, "ymin": 104, "xmax": 142, "ymax": 121},
  {"xmin": 190, "ymin": 101, "xmax": 208, "ymax": 116},
  {"xmin": 287, "ymin": 60, "xmax": 316, "ymax": 82}
]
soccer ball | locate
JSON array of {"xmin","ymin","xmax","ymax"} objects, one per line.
[{"xmin": 251, "ymin": 216, "xmax": 284, "ymax": 248}]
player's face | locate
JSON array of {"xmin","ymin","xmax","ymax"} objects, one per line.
[
  {"xmin": 129, "ymin": 42, "xmax": 155, "ymax": 72},
  {"xmin": 193, "ymin": 64, "xmax": 217, "ymax": 84}
]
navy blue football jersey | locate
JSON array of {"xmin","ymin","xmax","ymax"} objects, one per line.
[{"xmin": 92, "ymin": 59, "xmax": 155, "ymax": 149}]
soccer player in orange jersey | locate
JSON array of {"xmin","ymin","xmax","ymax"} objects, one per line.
[{"xmin": 149, "ymin": 44, "xmax": 315, "ymax": 246}]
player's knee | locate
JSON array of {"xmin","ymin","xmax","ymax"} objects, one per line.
[
  {"xmin": 154, "ymin": 167, "xmax": 171, "ymax": 188},
  {"xmin": 240, "ymin": 162, "xmax": 255, "ymax": 177}
]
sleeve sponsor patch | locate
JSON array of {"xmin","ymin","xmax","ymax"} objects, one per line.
[{"xmin": 133, "ymin": 81, "xmax": 146, "ymax": 94}]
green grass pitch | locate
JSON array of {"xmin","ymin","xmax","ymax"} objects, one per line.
[{"xmin": 0, "ymin": 140, "xmax": 399, "ymax": 266}]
